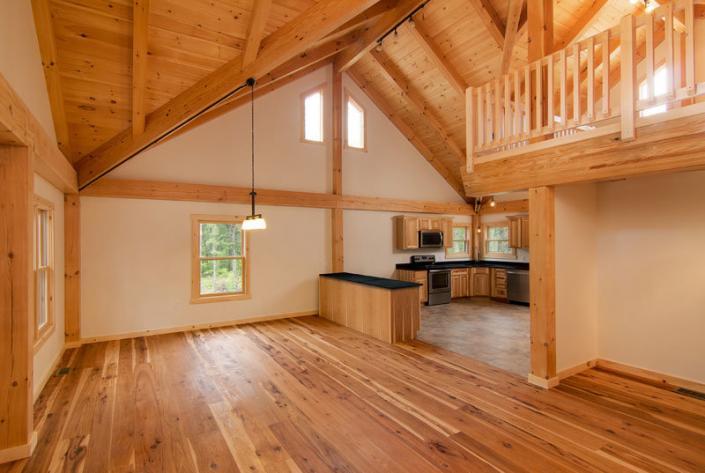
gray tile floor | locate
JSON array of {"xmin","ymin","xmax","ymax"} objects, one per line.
[{"xmin": 418, "ymin": 298, "xmax": 530, "ymax": 376}]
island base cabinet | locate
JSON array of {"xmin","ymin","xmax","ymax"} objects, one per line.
[{"xmin": 319, "ymin": 278, "xmax": 420, "ymax": 343}]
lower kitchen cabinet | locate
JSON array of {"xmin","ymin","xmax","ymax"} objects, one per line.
[
  {"xmin": 396, "ymin": 269, "xmax": 428, "ymax": 303},
  {"xmin": 491, "ymin": 268, "xmax": 507, "ymax": 299},
  {"xmin": 470, "ymin": 267, "xmax": 490, "ymax": 296},
  {"xmin": 450, "ymin": 269, "xmax": 469, "ymax": 298}
]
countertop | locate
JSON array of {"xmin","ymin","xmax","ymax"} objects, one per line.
[
  {"xmin": 320, "ymin": 272, "xmax": 422, "ymax": 290},
  {"xmin": 395, "ymin": 260, "xmax": 529, "ymax": 271}
]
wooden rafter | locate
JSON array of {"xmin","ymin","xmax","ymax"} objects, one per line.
[
  {"xmin": 131, "ymin": 0, "xmax": 149, "ymax": 136},
  {"xmin": 31, "ymin": 0, "xmax": 71, "ymax": 155},
  {"xmin": 76, "ymin": 0, "xmax": 382, "ymax": 188},
  {"xmin": 348, "ymin": 68, "xmax": 466, "ymax": 197},
  {"xmin": 335, "ymin": 0, "xmax": 427, "ymax": 71},
  {"xmin": 242, "ymin": 0, "xmax": 273, "ymax": 68},
  {"xmin": 368, "ymin": 49, "xmax": 465, "ymax": 162},
  {"xmin": 501, "ymin": 0, "xmax": 525, "ymax": 74},
  {"xmin": 466, "ymin": 0, "xmax": 506, "ymax": 47},
  {"xmin": 555, "ymin": 0, "xmax": 610, "ymax": 50},
  {"xmin": 407, "ymin": 21, "xmax": 466, "ymax": 96}
]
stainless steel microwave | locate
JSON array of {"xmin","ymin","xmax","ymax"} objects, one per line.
[{"xmin": 419, "ymin": 230, "xmax": 443, "ymax": 248}]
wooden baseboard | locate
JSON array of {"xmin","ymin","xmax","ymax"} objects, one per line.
[
  {"xmin": 595, "ymin": 359, "xmax": 705, "ymax": 395},
  {"xmin": 75, "ymin": 310, "xmax": 318, "ymax": 345},
  {"xmin": 527, "ymin": 373, "xmax": 560, "ymax": 389},
  {"xmin": 0, "ymin": 432, "xmax": 37, "ymax": 464},
  {"xmin": 557, "ymin": 359, "xmax": 598, "ymax": 380}
]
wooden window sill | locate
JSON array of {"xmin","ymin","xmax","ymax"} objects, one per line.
[{"xmin": 191, "ymin": 293, "xmax": 251, "ymax": 304}]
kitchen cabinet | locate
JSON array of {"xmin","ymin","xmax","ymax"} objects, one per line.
[
  {"xmin": 451, "ymin": 269, "xmax": 469, "ymax": 298},
  {"xmin": 491, "ymin": 268, "xmax": 507, "ymax": 299},
  {"xmin": 396, "ymin": 269, "xmax": 428, "ymax": 303},
  {"xmin": 509, "ymin": 216, "xmax": 530, "ymax": 249},
  {"xmin": 470, "ymin": 267, "xmax": 490, "ymax": 296},
  {"xmin": 394, "ymin": 215, "xmax": 454, "ymax": 250}
]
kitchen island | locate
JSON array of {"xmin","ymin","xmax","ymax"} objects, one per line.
[{"xmin": 319, "ymin": 272, "xmax": 420, "ymax": 343}]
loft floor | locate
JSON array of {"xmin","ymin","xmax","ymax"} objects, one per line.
[{"xmin": 3, "ymin": 317, "xmax": 704, "ymax": 472}]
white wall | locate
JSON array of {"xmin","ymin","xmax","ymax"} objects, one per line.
[
  {"xmin": 555, "ymin": 183, "xmax": 598, "ymax": 372},
  {"xmin": 0, "ymin": 1, "xmax": 66, "ymax": 399},
  {"xmin": 82, "ymin": 65, "xmax": 468, "ymax": 338},
  {"xmin": 596, "ymin": 171, "xmax": 705, "ymax": 383}
]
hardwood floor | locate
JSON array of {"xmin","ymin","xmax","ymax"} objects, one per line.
[
  {"xmin": 2, "ymin": 316, "xmax": 704, "ymax": 472},
  {"xmin": 419, "ymin": 298, "xmax": 529, "ymax": 376}
]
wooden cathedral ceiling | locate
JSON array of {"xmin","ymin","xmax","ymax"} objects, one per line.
[{"xmin": 35, "ymin": 0, "xmax": 637, "ymax": 194}]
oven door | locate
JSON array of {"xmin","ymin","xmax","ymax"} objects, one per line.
[
  {"xmin": 428, "ymin": 269, "xmax": 451, "ymax": 293},
  {"xmin": 419, "ymin": 230, "xmax": 444, "ymax": 248}
]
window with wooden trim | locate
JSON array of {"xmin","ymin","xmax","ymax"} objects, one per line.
[
  {"xmin": 345, "ymin": 92, "xmax": 366, "ymax": 150},
  {"xmin": 34, "ymin": 196, "xmax": 54, "ymax": 348},
  {"xmin": 483, "ymin": 222, "xmax": 515, "ymax": 259},
  {"xmin": 446, "ymin": 225, "xmax": 470, "ymax": 259},
  {"xmin": 192, "ymin": 215, "xmax": 249, "ymax": 303},
  {"xmin": 301, "ymin": 84, "xmax": 325, "ymax": 143}
]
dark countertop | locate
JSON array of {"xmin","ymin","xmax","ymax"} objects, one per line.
[
  {"xmin": 396, "ymin": 260, "xmax": 529, "ymax": 271},
  {"xmin": 320, "ymin": 272, "xmax": 421, "ymax": 290}
]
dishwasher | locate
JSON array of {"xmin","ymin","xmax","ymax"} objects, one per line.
[{"xmin": 506, "ymin": 269, "xmax": 530, "ymax": 304}]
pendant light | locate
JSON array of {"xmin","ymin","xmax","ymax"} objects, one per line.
[{"xmin": 242, "ymin": 77, "xmax": 267, "ymax": 231}]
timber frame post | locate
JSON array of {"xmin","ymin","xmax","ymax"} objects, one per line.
[
  {"xmin": 332, "ymin": 69, "xmax": 344, "ymax": 272},
  {"xmin": 0, "ymin": 146, "xmax": 35, "ymax": 463},
  {"xmin": 528, "ymin": 186, "xmax": 557, "ymax": 388},
  {"xmin": 64, "ymin": 194, "xmax": 81, "ymax": 344}
]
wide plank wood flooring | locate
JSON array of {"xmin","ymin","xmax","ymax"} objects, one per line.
[{"xmin": 2, "ymin": 316, "xmax": 704, "ymax": 472}]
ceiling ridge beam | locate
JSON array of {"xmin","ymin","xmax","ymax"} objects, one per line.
[
  {"xmin": 31, "ymin": 0, "xmax": 71, "ymax": 155},
  {"xmin": 76, "ymin": 0, "xmax": 382, "ymax": 188},
  {"xmin": 335, "ymin": 0, "xmax": 427, "ymax": 71},
  {"xmin": 242, "ymin": 0, "xmax": 273, "ymax": 68},
  {"xmin": 406, "ymin": 21, "xmax": 467, "ymax": 96},
  {"xmin": 347, "ymin": 68, "xmax": 466, "ymax": 198},
  {"xmin": 368, "ymin": 48, "xmax": 466, "ymax": 162},
  {"xmin": 132, "ymin": 0, "xmax": 150, "ymax": 136},
  {"xmin": 466, "ymin": 0, "xmax": 505, "ymax": 47}
]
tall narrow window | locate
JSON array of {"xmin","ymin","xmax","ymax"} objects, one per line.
[
  {"xmin": 345, "ymin": 92, "xmax": 366, "ymax": 150},
  {"xmin": 192, "ymin": 215, "xmax": 249, "ymax": 303},
  {"xmin": 34, "ymin": 196, "xmax": 54, "ymax": 348},
  {"xmin": 639, "ymin": 67, "xmax": 668, "ymax": 117},
  {"xmin": 446, "ymin": 225, "xmax": 470, "ymax": 259},
  {"xmin": 302, "ymin": 85, "xmax": 325, "ymax": 143}
]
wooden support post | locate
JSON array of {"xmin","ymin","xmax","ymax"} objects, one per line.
[
  {"xmin": 332, "ymin": 70, "xmax": 344, "ymax": 272},
  {"xmin": 0, "ymin": 146, "xmax": 34, "ymax": 463},
  {"xmin": 620, "ymin": 15, "xmax": 636, "ymax": 141},
  {"xmin": 528, "ymin": 186, "xmax": 556, "ymax": 388},
  {"xmin": 527, "ymin": 0, "xmax": 553, "ymax": 137},
  {"xmin": 64, "ymin": 194, "xmax": 81, "ymax": 343},
  {"xmin": 466, "ymin": 87, "xmax": 474, "ymax": 173}
]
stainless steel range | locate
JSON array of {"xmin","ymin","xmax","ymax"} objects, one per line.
[{"xmin": 410, "ymin": 255, "xmax": 451, "ymax": 306}]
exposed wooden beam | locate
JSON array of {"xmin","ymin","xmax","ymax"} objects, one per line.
[
  {"xmin": 555, "ymin": 0, "xmax": 609, "ymax": 50},
  {"xmin": 501, "ymin": 0, "xmax": 525, "ymax": 74},
  {"xmin": 327, "ymin": 0, "xmax": 397, "ymax": 40},
  {"xmin": 480, "ymin": 199, "xmax": 529, "ymax": 214},
  {"xmin": 0, "ymin": 146, "xmax": 33, "ymax": 463},
  {"xmin": 529, "ymin": 186, "xmax": 557, "ymax": 386},
  {"xmin": 0, "ymin": 72, "xmax": 77, "ymax": 193},
  {"xmin": 131, "ymin": 0, "xmax": 150, "ymax": 136},
  {"xmin": 347, "ymin": 68, "xmax": 466, "ymax": 198},
  {"xmin": 368, "ymin": 48, "xmax": 466, "ymax": 162},
  {"xmin": 64, "ymin": 194, "xmax": 81, "ymax": 344},
  {"xmin": 76, "ymin": 0, "xmax": 382, "ymax": 188},
  {"xmin": 467, "ymin": 0, "xmax": 506, "ymax": 47},
  {"xmin": 242, "ymin": 0, "xmax": 273, "ymax": 68},
  {"xmin": 31, "ymin": 0, "xmax": 71, "ymax": 154},
  {"xmin": 80, "ymin": 178, "xmax": 476, "ymax": 215},
  {"xmin": 335, "ymin": 0, "xmax": 427, "ymax": 71},
  {"xmin": 407, "ymin": 21, "xmax": 466, "ymax": 96},
  {"xmin": 332, "ymin": 69, "xmax": 344, "ymax": 271},
  {"xmin": 527, "ymin": 0, "xmax": 553, "ymax": 61}
]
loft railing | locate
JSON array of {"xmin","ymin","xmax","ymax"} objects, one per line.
[{"xmin": 465, "ymin": 0, "xmax": 705, "ymax": 170}]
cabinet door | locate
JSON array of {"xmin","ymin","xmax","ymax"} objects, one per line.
[
  {"xmin": 418, "ymin": 218, "xmax": 432, "ymax": 231},
  {"xmin": 473, "ymin": 273, "xmax": 490, "ymax": 296},
  {"xmin": 460, "ymin": 273, "xmax": 469, "ymax": 297},
  {"xmin": 520, "ymin": 216, "xmax": 530, "ymax": 249},
  {"xmin": 429, "ymin": 218, "xmax": 442, "ymax": 230},
  {"xmin": 451, "ymin": 273, "xmax": 462, "ymax": 298},
  {"xmin": 404, "ymin": 217, "xmax": 419, "ymax": 249},
  {"xmin": 441, "ymin": 219, "xmax": 453, "ymax": 248},
  {"xmin": 415, "ymin": 275, "xmax": 428, "ymax": 303},
  {"xmin": 509, "ymin": 218, "xmax": 520, "ymax": 248}
]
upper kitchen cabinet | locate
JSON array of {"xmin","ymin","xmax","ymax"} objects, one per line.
[
  {"xmin": 395, "ymin": 216, "xmax": 454, "ymax": 250},
  {"xmin": 508, "ymin": 216, "xmax": 530, "ymax": 249}
]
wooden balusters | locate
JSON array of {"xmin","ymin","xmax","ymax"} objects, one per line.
[
  {"xmin": 602, "ymin": 31, "xmax": 610, "ymax": 117},
  {"xmin": 466, "ymin": 87, "xmax": 475, "ymax": 170},
  {"xmin": 547, "ymin": 55, "xmax": 554, "ymax": 130},
  {"xmin": 514, "ymin": 70, "xmax": 521, "ymax": 138},
  {"xmin": 645, "ymin": 13, "xmax": 654, "ymax": 101},
  {"xmin": 559, "ymin": 49, "xmax": 567, "ymax": 128},
  {"xmin": 684, "ymin": 0, "xmax": 695, "ymax": 91},
  {"xmin": 620, "ymin": 14, "xmax": 635, "ymax": 141},
  {"xmin": 573, "ymin": 43, "xmax": 580, "ymax": 125},
  {"xmin": 665, "ymin": 3, "xmax": 674, "ymax": 97},
  {"xmin": 504, "ymin": 76, "xmax": 511, "ymax": 144},
  {"xmin": 524, "ymin": 65, "xmax": 531, "ymax": 136}
]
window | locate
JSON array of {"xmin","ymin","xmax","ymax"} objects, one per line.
[
  {"xmin": 446, "ymin": 225, "xmax": 470, "ymax": 259},
  {"xmin": 345, "ymin": 92, "xmax": 366, "ymax": 150},
  {"xmin": 192, "ymin": 215, "xmax": 249, "ymax": 303},
  {"xmin": 34, "ymin": 196, "xmax": 54, "ymax": 349},
  {"xmin": 639, "ymin": 67, "xmax": 668, "ymax": 117},
  {"xmin": 301, "ymin": 85, "xmax": 325, "ymax": 143},
  {"xmin": 483, "ymin": 222, "xmax": 515, "ymax": 259}
]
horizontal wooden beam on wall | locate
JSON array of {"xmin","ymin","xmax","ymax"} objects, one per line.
[
  {"xmin": 481, "ymin": 199, "xmax": 529, "ymax": 214},
  {"xmin": 80, "ymin": 178, "xmax": 476, "ymax": 215}
]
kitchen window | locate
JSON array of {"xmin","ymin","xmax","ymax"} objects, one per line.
[
  {"xmin": 192, "ymin": 215, "xmax": 249, "ymax": 303},
  {"xmin": 446, "ymin": 225, "xmax": 470, "ymax": 259},
  {"xmin": 34, "ymin": 196, "xmax": 54, "ymax": 349},
  {"xmin": 301, "ymin": 84, "xmax": 325, "ymax": 143},
  {"xmin": 345, "ymin": 92, "xmax": 366, "ymax": 150},
  {"xmin": 483, "ymin": 222, "xmax": 515, "ymax": 259}
]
